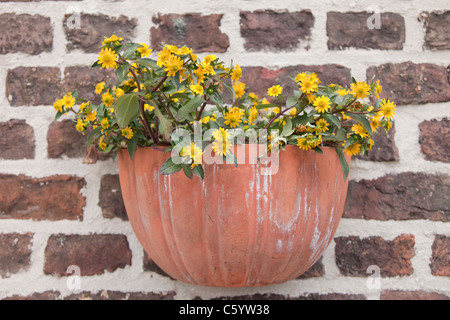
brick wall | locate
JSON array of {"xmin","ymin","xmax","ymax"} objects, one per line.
[{"xmin": 0, "ymin": 0, "xmax": 448, "ymax": 300}]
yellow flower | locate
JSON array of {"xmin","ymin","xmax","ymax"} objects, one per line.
[
  {"xmin": 233, "ymin": 82, "xmax": 246, "ymax": 99},
  {"xmin": 352, "ymin": 123, "xmax": 369, "ymax": 138},
  {"xmin": 370, "ymin": 115, "xmax": 381, "ymax": 132},
  {"xmin": 102, "ymin": 92, "xmax": 115, "ymax": 107},
  {"xmin": 164, "ymin": 55, "xmax": 184, "ymax": 78},
  {"xmin": 85, "ymin": 111, "xmax": 97, "ymax": 122},
  {"xmin": 201, "ymin": 62, "xmax": 215, "ymax": 76},
  {"xmin": 297, "ymin": 138, "xmax": 311, "ymax": 151},
  {"xmin": 315, "ymin": 119, "xmax": 329, "ymax": 133},
  {"xmin": 248, "ymin": 106, "xmax": 258, "ymax": 125},
  {"xmin": 102, "ymin": 34, "xmax": 123, "ymax": 45},
  {"xmin": 375, "ymin": 80, "xmax": 382, "ymax": 97},
  {"xmin": 380, "ymin": 99, "xmax": 396, "ymax": 120},
  {"xmin": 230, "ymin": 64, "xmax": 242, "ymax": 81},
  {"xmin": 299, "ymin": 74, "xmax": 319, "ymax": 94},
  {"xmin": 101, "ymin": 118, "xmax": 110, "ymax": 130},
  {"xmin": 295, "ymin": 72, "xmax": 307, "ymax": 83},
  {"xmin": 97, "ymin": 48, "xmax": 118, "ymax": 69},
  {"xmin": 313, "ymin": 96, "xmax": 331, "ymax": 113},
  {"xmin": 288, "ymin": 108, "xmax": 297, "ymax": 116},
  {"xmin": 165, "ymin": 45, "xmax": 181, "ymax": 55},
  {"xmin": 122, "ymin": 127, "xmax": 133, "ymax": 139},
  {"xmin": 179, "ymin": 46, "xmax": 192, "ymax": 55},
  {"xmin": 341, "ymin": 112, "xmax": 351, "ymax": 120},
  {"xmin": 344, "ymin": 143, "xmax": 361, "ymax": 156},
  {"xmin": 79, "ymin": 102, "xmax": 89, "ymax": 112},
  {"xmin": 99, "ymin": 138, "xmax": 107, "ymax": 151},
  {"xmin": 144, "ymin": 104, "xmax": 155, "ymax": 112},
  {"xmin": 95, "ymin": 82, "xmax": 105, "ymax": 95},
  {"xmin": 53, "ymin": 99, "xmax": 63, "ymax": 113},
  {"xmin": 190, "ymin": 83, "xmax": 204, "ymax": 96},
  {"xmin": 267, "ymin": 85, "xmax": 283, "ymax": 97},
  {"xmin": 224, "ymin": 108, "xmax": 244, "ymax": 128},
  {"xmin": 212, "ymin": 127, "xmax": 231, "ymax": 142},
  {"xmin": 193, "ymin": 68, "xmax": 205, "ymax": 84},
  {"xmin": 157, "ymin": 47, "xmax": 172, "ymax": 67},
  {"xmin": 350, "ymin": 81, "xmax": 371, "ymax": 100},
  {"xmin": 181, "ymin": 142, "xmax": 203, "ymax": 168},
  {"xmin": 212, "ymin": 128, "xmax": 232, "ymax": 157},
  {"xmin": 76, "ymin": 119, "xmax": 86, "ymax": 132},
  {"xmin": 115, "ymin": 87, "xmax": 125, "ymax": 98},
  {"xmin": 336, "ymin": 88, "xmax": 350, "ymax": 97},
  {"xmin": 137, "ymin": 43, "xmax": 152, "ymax": 57},
  {"xmin": 62, "ymin": 94, "xmax": 75, "ymax": 109},
  {"xmin": 203, "ymin": 55, "xmax": 217, "ymax": 65}
]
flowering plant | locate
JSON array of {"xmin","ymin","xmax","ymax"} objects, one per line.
[{"xmin": 54, "ymin": 35, "xmax": 395, "ymax": 180}]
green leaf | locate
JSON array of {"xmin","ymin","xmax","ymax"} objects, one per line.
[
  {"xmin": 127, "ymin": 136, "xmax": 138, "ymax": 159},
  {"xmin": 176, "ymin": 96, "xmax": 205, "ymax": 122},
  {"xmin": 221, "ymin": 81, "xmax": 236, "ymax": 102},
  {"xmin": 91, "ymin": 60, "xmax": 101, "ymax": 68},
  {"xmin": 346, "ymin": 112, "xmax": 373, "ymax": 135},
  {"xmin": 208, "ymin": 91, "xmax": 223, "ymax": 108},
  {"xmin": 254, "ymin": 103, "xmax": 279, "ymax": 110},
  {"xmin": 135, "ymin": 58, "xmax": 160, "ymax": 70},
  {"xmin": 312, "ymin": 147, "xmax": 323, "ymax": 154},
  {"xmin": 281, "ymin": 116, "xmax": 294, "ymax": 137},
  {"xmin": 122, "ymin": 43, "xmax": 140, "ymax": 59},
  {"xmin": 324, "ymin": 114, "xmax": 341, "ymax": 128},
  {"xmin": 116, "ymin": 62, "xmax": 130, "ymax": 83},
  {"xmin": 54, "ymin": 111, "xmax": 64, "ymax": 121},
  {"xmin": 182, "ymin": 164, "xmax": 194, "ymax": 179},
  {"xmin": 192, "ymin": 165, "xmax": 204, "ymax": 180},
  {"xmin": 154, "ymin": 104, "xmax": 174, "ymax": 141},
  {"xmin": 335, "ymin": 148, "xmax": 350, "ymax": 181},
  {"xmin": 114, "ymin": 93, "xmax": 140, "ymax": 128},
  {"xmin": 170, "ymin": 92, "xmax": 190, "ymax": 101},
  {"xmin": 159, "ymin": 157, "xmax": 182, "ymax": 175},
  {"xmin": 286, "ymin": 96, "xmax": 299, "ymax": 109}
]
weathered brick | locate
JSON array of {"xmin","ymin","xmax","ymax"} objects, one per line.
[
  {"xmin": 64, "ymin": 290, "xmax": 175, "ymax": 300},
  {"xmin": 421, "ymin": 11, "xmax": 450, "ymax": 50},
  {"xmin": 327, "ymin": 12, "xmax": 405, "ymax": 50},
  {"xmin": 0, "ymin": 119, "xmax": 35, "ymax": 160},
  {"xmin": 419, "ymin": 118, "xmax": 450, "ymax": 163},
  {"xmin": 357, "ymin": 123, "xmax": 399, "ymax": 162},
  {"xmin": 344, "ymin": 173, "xmax": 449, "ymax": 221},
  {"xmin": 151, "ymin": 14, "xmax": 229, "ymax": 52},
  {"xmin": 240, "ymin": 65, "xmax": 351, "ymax": 99},
  {"xmin": 297, "ymin": 257, "xmax": 325, "ymax": 279},
  {"xmin": 0, "ymin": 13, "xmax": 52, "ymax": 55},
  {"xmin": 212, "ymin": 293, "xmax": 366, "ymax": 300},
  {"xmin": 0, "ymin": 174, "xmax": 85, "ymax": 221},
  {"xmin": 240, "ymin": 10, "xmax": 314, "ymax": 51},
  {"xmin": 367, "ymin": 62, "xmax": 450, "ymax": 105},
  {"xmin": 143, "ymin": 251, "xmax": 173, "ymax": 279},
  {"xmin": 6, "ymin": 67, "xmax": 62, "ymax": 107},
  {"xmin": 47, "ymin": 120, "xmax": 87, "ymax": 159},
  {"xmin": 381, "ymin": 290, "xmax": 450, "ymax": 300},
  {"xmin": 0, "ymin": 233, "xmax": 33, "ymax": 278},
  {"xmin": 99, "ymin": 175, "xmax": 127, "ymax": 221},
  {"xmin": 335, "ymin": 235, "xmax": 415, "ymax": 277},
  {"xmin": 64, "ymin": 14, "xmax": 137, "ymax": 53},
  {"xmin": 430, "ymin": 235, "xmax": 450, "ymax": 277},
  {"xmin": 3, "ymin": 291, "xmax": 61, "ymax": 301},
  {"xmin": 44, "ymin": 234, "xmax": 131, "ymax": 276},
  {"xmin": 63, "ymin": 66, "xmax": 117, "ymax": 104}
]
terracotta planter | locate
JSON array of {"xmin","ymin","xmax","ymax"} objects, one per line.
[{"xmin": 118, "ymin": 145, "xmax": 350, "ymax": 287}]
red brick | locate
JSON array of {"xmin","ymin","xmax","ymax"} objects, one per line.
[
  {"xmin": 356, "ymin": 123, "xmax": 399, "ymax": 162},
  {"xmin": 381, "ymin": 290, "xmax": 450, "ymax": 300},
  {"xmin": 327, "ymin": 12, "xmax": 405, "ymax": 50},
  {"xmin": 44, "ymin": 234, "xmax": 131, "ymax": 276},
  {"xmin": 64, "ymin": 290, "xmax": 175, "ymax": 300},
  {"xmin": 3, "ymin": 291, "xmax": 61, "ymax": 300},
  {"xmin": 212, "ymin": 293, "xmax": 366, "ymax": 300},
  {"xmin": 344, "ymin": 173, "xmax": 449, "ymax": 221},
  {"xmin": 6, "ymin": 67, "xmax": 62, "ymax": 106},
  {"xmin": 240, "ymin": 10, "xmax": 314, "ymax": 51},
  {"xmin": 151, "ymin": 14, "xmax": 229, "ymax": 52},
  {"xmin": 334, "ymin": 235, "xmax": 415, "ymax": 277},
  {"xmin": 47, "ymin": 120, "xmax": 87, "ymax": 159},
  {"xmin": 421, "ymin": 11, "xmax": 450, "ymax": 50},
  {"xmin": 0, "ymin": 13, "xmax": 52, "ymax": 55},
  {"xmin": 0, "ymin": 119, "xmax": 35, "ymax": 160},
  {"xmin": 0, "ymin": 174, "xmax": 85, "ymax": 221},
  {"xmin": 430, "ymin": 235, "xmax": 450, "ymax": 277},
  {"xmin": 99, "ymin": 175, "xmax": 127, "ymax": 221},
  {"xmin": 0, "ymin": 233, "xmax": 33, "ymax": 278},
  {"xmin": 143, "ymin": 251, "xmax": 173, "ymax": 279},
  {"xmin": 64, "ymin": 14, "xmax": 137, "ymax": 53},
  {"xmin": 419, "ymin": 118, "xmax": 450, "ymax": 163},
  {"xmin": 367, "ymin": 62, "xmax": 450, "ymax": 105},
  {"xmin": 297, "ymin": 257, "xmax": 325, "ymax": 279}
]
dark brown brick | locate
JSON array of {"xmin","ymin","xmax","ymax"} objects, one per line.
[
  {"xmin": 430, "ymin": 235, "xmax": 450, "ymax": 277},
  {"xmin": 0, "ymin": 174, "xmax": 85, "ymax": 221},
  {"xmin": 357, "ymin": 123, "xmax": 399, "ymax": 162},
  {"xmin": 344, "ymin": 173, "xmax": 449, "ymax": 221},
  {"xmin": 335, "ymin": 234, "xmax": 415, "ymax": 277},
  {"xmin": 47, "ymin": 119, "xmax": 87, "ymax": 159},
  {"xmin": 367, "ymin": 62, "xmax": 450, "ymax": 105},
  {"xmin": 99, "ymin": 175, "xmax": 127, "ymax": 221},
  {"xmin": 6, "ymin": 67, "xmax": 63, "ymax": 107},
  {"xmin": 63, "ymin": 66, "xmax": 117, "ymax": 105},
  {"xmin": 381, "ymin": 290, "xmax": 450, "ymax": 300},
  {"xmin": 0, "ymin": 13, "xmax": 52, "ymax": 55},
  {"xmin": 0, "ymin": 119, "xmax": 35, "ymax": 160},
  {"xmin": 3, "ymin": 291, "xmax": 61, "ymax": 300},
  {"xmin": 297, "ymin": 257, "xmax": 325, "ymax": 279},
  {"xmin": 143, "ymin": 251, "xmax": 173, "ymax": 279},
  {"xmin": 212, "ymin": 293, "xmax": 366, "ymax": 300},
  {"xmin": 64, "ymin": 290, "xmax": 175, "ymax": 300},
  {"xmin": 421, "ymin": 11, "xmax": 450, "ymax": 50},
  {"xmin": 151, "ymin": 14, "xmax": 229, "ymax": 52},
  {"xmin": 0, "ymin": 233, "xmax": 33, "ymax": 278},
  {"xmin": 64, "ymin": 14, "xmax": 137, "ymax": 53},
  {"xmin": 240, "ymin": 10, "xmax": 314, "ymax": 51},
  {"xmin": 327, "ymin": 12, "xmax": 405, "ymax": 50},
  {"xmin": 419, "ymin": 118, "xmax": 450, "ymax": 163},
  {"xmin": 44, "ymin": 234, "xmax": 131, "ymax": 276}
]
